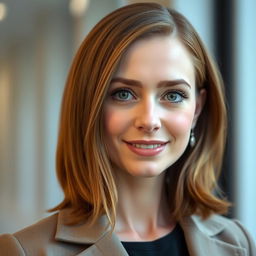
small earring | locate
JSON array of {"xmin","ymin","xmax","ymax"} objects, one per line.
[{"xmin": 190, "ymin": 130, "xmax": 196, "ymax": 147}]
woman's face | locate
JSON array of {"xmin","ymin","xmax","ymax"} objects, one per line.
[{"xmin": 103, "ymin": 35, "xmax": 205, "ymax": 177}]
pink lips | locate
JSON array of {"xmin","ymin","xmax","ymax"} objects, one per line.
[{"xmin": 124, "ymin": 140, "xmax": 169, "ymax": 157}]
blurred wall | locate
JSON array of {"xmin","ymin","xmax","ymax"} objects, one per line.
[
  {"xmin": 234, "ymin": 0, "xmax": 256, "ymax": 241},
  {"xmin": 0, "ymin": 0, "xmax": 74, "ymax": 232}
]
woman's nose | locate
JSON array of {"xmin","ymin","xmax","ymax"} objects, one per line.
[{"xmin": 134, "ymin": 99, "xmax": 161, "ymax": 133}]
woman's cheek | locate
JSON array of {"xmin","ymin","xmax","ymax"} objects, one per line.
[
  {"xmin": 104, "ymin": 107, "xmax": 128, "ymax": 135},
  {"xmin": 165, "ymin": 110, "xmax": 194, "ymax": 135}
]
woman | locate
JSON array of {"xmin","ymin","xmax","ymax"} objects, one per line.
[{"xmin": 0, "ymin": 3, "xmax": 255, "ymax": 256}]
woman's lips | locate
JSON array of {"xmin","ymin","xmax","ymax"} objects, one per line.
[{"xmin": 124, "ymin": 140, "xmax": 169, "ymax": 157}]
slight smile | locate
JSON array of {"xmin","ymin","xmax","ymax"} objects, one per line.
[{"xmin": 124, "ymin": 140, "xmax": 169, "ymax": 157}]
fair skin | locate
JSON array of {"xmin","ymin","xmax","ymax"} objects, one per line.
[{"xmin": 104, "ymin": 35, "xmax": 206, "ymax": 241}]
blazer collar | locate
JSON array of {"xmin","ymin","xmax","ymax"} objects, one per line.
[
  {"xmin": 55, "ymin": 209, "xmax": 246, "ymax": 256},
  {"xmin": 181, "ymin": 214, "xmax": 225, "ymax": 236},
  {"xmin": 55, "ymin": 208, "xmax": 110, "ymax": 244},
  {"xmin": 55, "ymin": 208, "xmax": 129, "ymax": 256},
  {"xmin": 180, "ymin": 215, "xmax": 247, "ymax": 256}
]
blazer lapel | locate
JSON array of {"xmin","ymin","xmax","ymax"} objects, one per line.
[
  {"xmin": 77, "ymin": 232, "xmax": 128, "ymax": 256},
  {"xmin": 180, "ymin": 215, "xmax": 247, "ymax": 256},
  {"xmin": 55, "ymin": 209, "xmax": 128, "ymax": 256}
]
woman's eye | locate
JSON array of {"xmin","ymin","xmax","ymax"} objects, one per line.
[
  {"xmin": 111, "ymin": 89, "xmax": 135, "ymax": 101},
  {"xmin": 163, "ymin": 91, "xmax": 186, "ymax": 103}
]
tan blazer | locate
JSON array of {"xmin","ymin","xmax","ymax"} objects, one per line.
[{"xmin": 0, "ymin": 208, "xmax": 255, "ymax": 256}]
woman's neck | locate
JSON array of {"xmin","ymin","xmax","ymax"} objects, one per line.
[{"xmin": 114, "ymin": 170, "xmax": 175, "ymax": 241}]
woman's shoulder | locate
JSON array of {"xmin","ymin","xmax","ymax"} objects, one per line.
[
  {"xmin": 198, "ymin": 214, "xmax": 253, "ymax": 240},
  {"xmin": 0, "ymin": 213, "xmax": 58, "ymax": 255},
  {"xmin": 181, "ymin": 214, "xmax": 256, "ymax": 255},
  {"xmin": 0, "ymin": 212, "xmax": 88, "ymax": 256}
]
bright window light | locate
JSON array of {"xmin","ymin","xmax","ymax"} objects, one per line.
[
  {"xmin": 0, "ymin": 2, "xmax": 7, "ymax": 21},
  {"xmin": 69, "ymin": 0, "xmax": 90, "ymax": 17}
]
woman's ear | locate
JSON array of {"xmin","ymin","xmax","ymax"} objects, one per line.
[{"xmin": 192, "ymin": 88, "xmax": 206, "ymax": 128}]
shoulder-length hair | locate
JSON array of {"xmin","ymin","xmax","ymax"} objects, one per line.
[{"xmin": 50, "ymin": 3, "xmax": 230, "ymax": 227}]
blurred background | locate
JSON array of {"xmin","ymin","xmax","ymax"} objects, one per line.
[{"xmin": 0, "ymin": 0, "xmax": 255, "ymax": 241}]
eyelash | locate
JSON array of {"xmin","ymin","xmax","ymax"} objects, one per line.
[
  {"xmin": 162, "ymin": 90, "xmax": 188, "ymax": 103},
  {"xmin": 110, "ymin": 88, "xmax": 188, "ymax": 103}
]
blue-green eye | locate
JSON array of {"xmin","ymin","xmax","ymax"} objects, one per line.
[
  {"xmin": 163, "ymin": 91, "xmax": 187, "ymax": 103},
  {"xmin": 111, "ymin": 89, "xmax": 135, "ymax": 101}
]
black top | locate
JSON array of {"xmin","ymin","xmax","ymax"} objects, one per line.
[{"xmin": 121, "ymin": 224, "xmax": 190, "ymax": 256}]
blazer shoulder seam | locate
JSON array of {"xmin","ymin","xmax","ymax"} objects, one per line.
[
  {"xmin": 0, "ymin": 234, "xmax": 26, "ymax": 256},
  {"xmin": 12, "ymin": 234, "xmax": 27, "ymax": 255}
]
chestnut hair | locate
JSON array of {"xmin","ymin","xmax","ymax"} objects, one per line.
[{"xmin": 50, "ymin": 3, "xmax": 230, "ymax": 227}]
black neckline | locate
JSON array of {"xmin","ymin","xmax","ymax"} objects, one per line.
[{"xmin": 121, "ymin": 224, "xmax": 180, "ymax": 249}]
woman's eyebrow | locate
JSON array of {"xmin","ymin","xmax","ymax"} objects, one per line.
[
  {"xmin": 111, "ymin": 77, "xmax": 191, "ymax": 89},
  {"xmin": 157, "ymin": 79, "xmax": 191, "ymax": 89},
  {"xmin": 110, "ymin": 77, "xmax": 142, "ymax": 87}
]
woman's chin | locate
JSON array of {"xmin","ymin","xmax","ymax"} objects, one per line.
[{"xmin": 125, "ymin": 166, "xmax": 167, "ymax": 178}]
